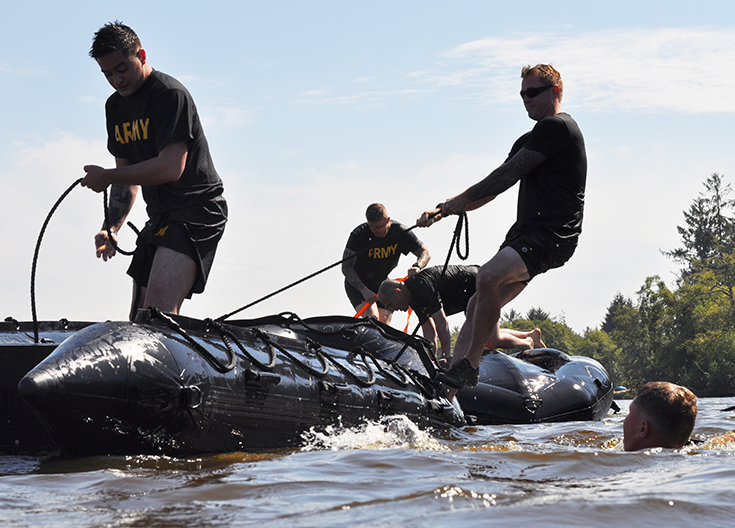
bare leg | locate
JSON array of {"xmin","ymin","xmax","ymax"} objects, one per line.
[
  {"xmin": 129, "ymin": 281, "xmax": 142, "ymax": 322},
  {"xmin": 355, "ymin": 300, "xmax": 392, "ymax": 324},
  {"xmin": 141, "ymin": 246, "xmax": 197, "ymax": 315},
  {"xmin": 356, "ymin": 301, "xmax": 380, "ymax": 319},
  {"xmin": 445, "ymin": 247, "xmax": 530, "ymax": 398},
  {"xmin": 486, "ymin": 327, "xmax": 546, "ymax": 350}
]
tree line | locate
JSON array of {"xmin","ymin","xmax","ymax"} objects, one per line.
[{"xmin": 465, "ymin": 173, "xmax": 735, "ymax": 397}]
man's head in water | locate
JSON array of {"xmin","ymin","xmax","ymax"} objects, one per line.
[{"xmin": 623, "ymin": 381, "xmax": 697, "ymax": 451}]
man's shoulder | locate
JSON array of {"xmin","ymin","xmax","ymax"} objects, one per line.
[
  {"xmin": 349, "ymin": 222, "xmax": 370, "ymax": 236},
  {"xmin": 536, "ymin": 112, "xmax": 581, "ymax": 134},
  {"xmin": 388, "ymin": 221, "xmax": 410, "ymax": 233},
  {"xmin": 151, "ymin": 71, "xmax": 192, "ymax": 99}
]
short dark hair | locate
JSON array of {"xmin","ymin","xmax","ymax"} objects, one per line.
[
  {"xmin": 90, "ymin": 21, "xmax": 141, "ymax": 59},
  {"xmin": 365, "ymin": 203, "xmax": 388, "ymax": 222},
  {"xmin": 635, "ymin": 381, "xmax": 697, "ymax": 448}
]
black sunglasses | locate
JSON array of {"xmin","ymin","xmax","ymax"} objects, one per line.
[{"xmin": 520, "ymin": 85, "xmax": 554, "ymax": 99}]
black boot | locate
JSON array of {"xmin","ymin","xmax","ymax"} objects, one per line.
[{"xmin": 437, "ymin": 358, "xmax": 480, "ymax": 389}]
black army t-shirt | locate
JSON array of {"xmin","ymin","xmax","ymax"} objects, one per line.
[
  {"xmin": 404, "ymin": 265, "xmax": 480, "ymax": 324},
  {"xmin": 105, "ymin": 70, "xmax": 224, "ymax": 219},
  {"xmin": 504, "ymin": 112, "xmax": 586, "ymax": 241},
  {"xmin": 345, "ymin": 222, "xmax": 423, "ymax": 291}
]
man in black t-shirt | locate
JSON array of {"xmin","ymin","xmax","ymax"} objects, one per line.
[
  {"xmin": 342, "ymin": 203, "xmax": 430, "ymax": 323},
  {"xmin": 81, "ymin": 22, "xmax": 227, "ymax": 320},
  {"xmin": 378, "ymin": 265, "xmax": 544, "ymax": 363},
  {"xmin": 417, "ymin": 64, "xmax": 586, "ymax": 393}
]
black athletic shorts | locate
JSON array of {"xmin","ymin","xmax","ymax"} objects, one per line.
[
  {"xmin": 501, "ymin": 228, "xmax": 577, "ymax": 281},
  {"xmin": 127, "ymin": 212, "xmax": 226, "ymax": 298},
  {"xmin": 344, "ymin": 280, "xmax": 388, "ymax": 311}
]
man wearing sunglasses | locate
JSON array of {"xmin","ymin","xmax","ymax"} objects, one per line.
[{"xmin": 417, "ymin": 64, "xmax": 586, "ymax": 395}]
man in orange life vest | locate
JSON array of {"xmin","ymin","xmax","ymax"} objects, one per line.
[
  {"xmin": 81, "ymin": 22, "xmax": 227, "ymax": 321},
  {"xmin": 342, "ymin": 203, "xmax": 430, "ymax": 323}
]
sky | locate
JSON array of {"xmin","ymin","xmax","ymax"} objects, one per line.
[{"xmin": 2, "ymin": 0, "xmax": 735, "ymax": 335}]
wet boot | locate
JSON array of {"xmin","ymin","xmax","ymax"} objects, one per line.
[{"xmin": 437, "ymin": 358, "xmax": 480, "ymax": 389}]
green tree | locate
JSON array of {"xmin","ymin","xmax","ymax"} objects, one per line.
[{"xmin": 601, "ymin": 292, "xmax": 633, "ymax": 333}]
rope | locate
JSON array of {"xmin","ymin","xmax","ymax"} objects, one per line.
[
  {"xmin": 216, "ymin": 214, "xmax": 438, "ymax": 322},
  {"xmin": 393, "ymin": 212, "xmax": 469, "ymax": 363},
  {"xmin": 30, "ymin": 179, "xmax": 140, "ymax": 342},
  {"xmin": 31, "ymin": 179, "xmax": 83, "ymax": 343}
]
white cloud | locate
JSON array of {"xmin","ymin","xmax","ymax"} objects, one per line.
[
  {"xmin": 437, "ymin": 27, "xmax": 735, "ymax": 113},
  {"xmin": 292, "ymin": 27, "xmax": 735, "ymax": 114},
  {"xmin": 201, "ymin": 105, "xmax": 254, "ymax": 129}
]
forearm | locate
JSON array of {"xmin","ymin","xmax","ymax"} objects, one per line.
[
  {"xmin": 466, "ymin": 147, "xmax": 547, "ymax": 202},
  {"xmin": 436, "ymin": 320, "xmax": 452, "ymax": 358},
  {"xmin": 408, "ymin": 245, "xmax": 431, "ymax": 275},
  {"xmin": 83, "ymin": 142, "xmax": 188, "ymax": 193},
  {"xmin": 341, "ymin": 249, "xmax": 373, "ymax": 296},
  {"xmin": 421, "ymin": 321, "xmax": 439, "ymax": 355},
  {"xmin": 101, "ymin": 184, "xmax": 138, "ymax": 230},
  {"xmin": 106, "ymin": 150, "xmax": 186, "ymax": 186},
  {"xmin": 464, "ymin": 165, "xmax": 520, "ymax": 203},
  {"xmin": 432, "ymin": 309, "xmax": 452, "ymax": 358},
  {"xmin": 413, "ymin": 246, "xmax": 431, "ymax": 269}
]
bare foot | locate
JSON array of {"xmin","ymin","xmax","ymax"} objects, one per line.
[
  {"xmin": 531, "ymin": 328, "xmax": 546, "ymax": 349},
  {"xmin": 517, "ymin": 336, "xmax": 535, "ymax": 350}
]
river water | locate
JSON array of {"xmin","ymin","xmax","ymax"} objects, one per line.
[{"xmin": 1, "ymin": 397, "xmax": 734, "ymax": 527}]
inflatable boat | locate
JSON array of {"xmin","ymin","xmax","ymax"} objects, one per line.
[
  {"xmin": 16, "ymin": 309, "xmax": 464, "ymax": 457},
  {"xmin": 9, "ymin": 310, "xmax": 613, "ymax": 457},
  {"xmin": 458, "ymin": 348, "xmax": 614, "ymax": 425}
]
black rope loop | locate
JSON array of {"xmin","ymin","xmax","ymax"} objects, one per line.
[
  {"xmin": 264, "ymin": 332, "xmax": 331, "ymax": 377},
  {"xmin": 453, "ymin": 211, "xmax": 470, "ymax": 261},
  {"xmin": 150, "ymin": 308, "xmax": 237, "ymax": 373},
  {"xmin": 31, "ymin": 179, "xmax": 140, "ymax": 342},
  {"xmin": 359, "ymin": 347, "xmax": 411, "ymax": 387},
  {"xmin": 206, "ymin": 319, "xmax": 278, "ymax": 370},
  {"xmin": 278, "ymin": 310, "xmax": 411, "ymax": 345},
  {"xmin": 309, "ymin": 338, "xmax": 377, "ymax": 388}
]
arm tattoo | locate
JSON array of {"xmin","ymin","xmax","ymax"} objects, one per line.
[
  {"xmin": 108, "ymin": 184, "xmax": 135, "ymax": 229},
  {"xmin": 414, "ymin": 246, "xmax": 431, "ymax": 268},
  {"xmin": 466, "ymin": 148, "xmax": 546, "ymax": 202}
]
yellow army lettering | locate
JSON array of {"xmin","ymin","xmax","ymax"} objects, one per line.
[
  {"xmin": 114, "ymin": 118, "xmax": 150, "ymax": 145},
  {"xmin": 368, "ymin": 244, "xmax": 398, "ymax": 259},
  {"xmin": 155, "ymin": 226, "xmax": 169, "ymax": 237}
]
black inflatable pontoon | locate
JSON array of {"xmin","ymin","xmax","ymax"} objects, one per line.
[
  {"xmin": 457, "ymin": 348, "xmax": 613, "ymax": 425},
  {"xmin": 12, "ymin": 310, "xmax": 613, "ymax": 457},
  {"xmin": 17, "ymin": 309, "xmax": 464, "ymax": 457}
]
